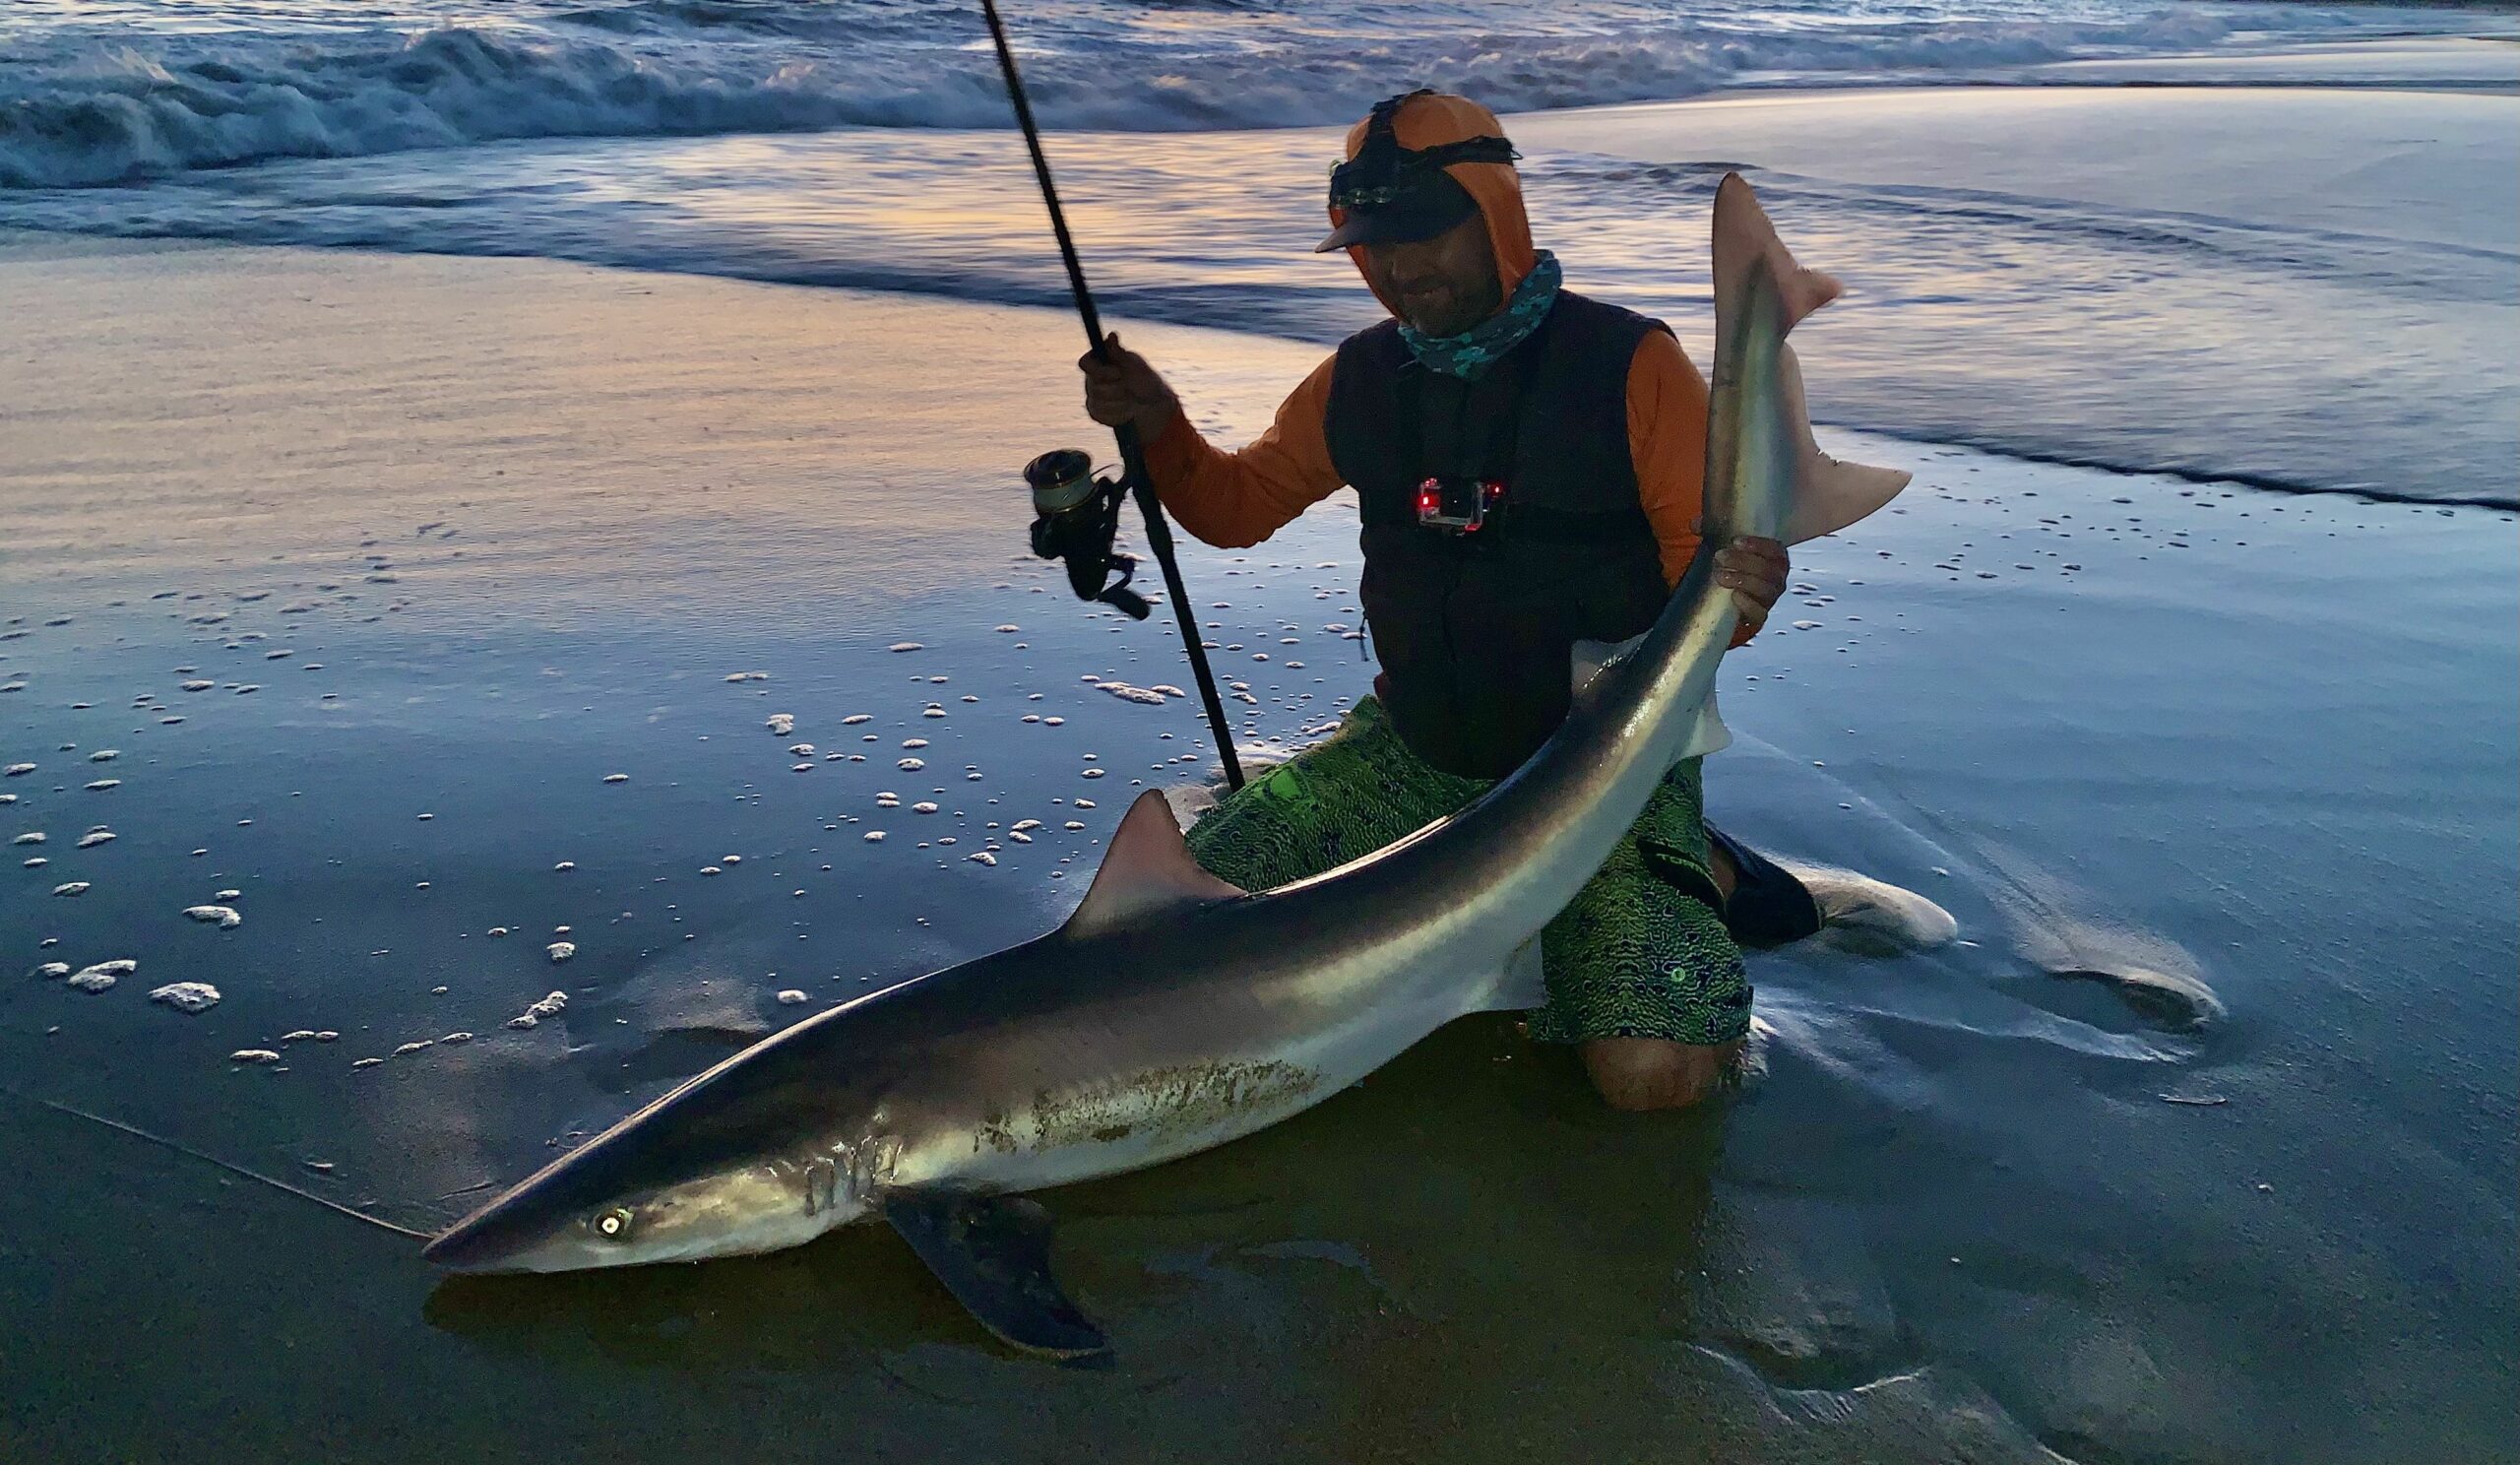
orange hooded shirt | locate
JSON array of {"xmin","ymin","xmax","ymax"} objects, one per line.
[{"xmin": 1140, "ymin": 92, "xmax": 1731, "ymax": 622}]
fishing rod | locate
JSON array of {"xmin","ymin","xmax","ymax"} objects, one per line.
[{"xmin": 979, "ymin": 0, "xmax": 1245, "ymax": 792}]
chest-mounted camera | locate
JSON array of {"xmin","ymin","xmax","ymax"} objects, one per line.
[{"xmin": 1417, "ymin": 475, "xmax": 1506, "ymax": 534}]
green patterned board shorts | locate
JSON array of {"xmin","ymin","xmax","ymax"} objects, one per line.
[{"xmin": 1182, "ymin": 696, "xmax": 1751, "ymax": 1048}]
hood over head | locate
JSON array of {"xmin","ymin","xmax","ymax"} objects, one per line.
[{"xmin": 1323, "ymin": 91, "xmax": 1538, "ymax": 321}]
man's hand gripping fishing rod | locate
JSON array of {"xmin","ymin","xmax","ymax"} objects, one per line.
[{"xmin": 981, "ymin": 0, "xmax": 1245, "ymax": 792}]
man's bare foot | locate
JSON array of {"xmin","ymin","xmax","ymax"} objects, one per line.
[
  {"xmin": 1709, "ymin": 840, "xmax": 1739, "ymax": 903},
  {"xmin": 1580, "ymin": 1037, "xmax": 1742, "ymax": 1111}
]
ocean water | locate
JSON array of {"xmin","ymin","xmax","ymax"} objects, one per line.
[
  {"xmin": 2, "ymin": 1, "xmax": 2515, "ymax": 505},
  {"xmin": 0, "ymin": 0, "xmax": 2472, "ymax": 180}
]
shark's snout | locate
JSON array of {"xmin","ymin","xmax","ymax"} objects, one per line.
[{"xmin": 421, "ymin": 1196, "xmax": 545, "ymax": 1272}]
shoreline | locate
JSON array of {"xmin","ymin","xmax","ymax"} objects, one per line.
[
  {"xmin": 7, "ymin": 228, "xmax": 2510, "ymax": 519},
  {"xmin": 7, "ymin": 68, "xmax": 2509, "ymax": 510}
]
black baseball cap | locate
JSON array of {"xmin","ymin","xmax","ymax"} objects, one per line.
[{"xmin": 1314, "ymin": 169, "xmax": 1480, "ymax": 253}]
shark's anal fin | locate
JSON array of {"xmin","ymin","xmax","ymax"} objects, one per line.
[
  {"xmin": 1572, "ymin": 635, "xmax": 1732, "ymax": 762},
  {"xmin": 1063, "ymin": 790, "xmax": 1245, "ymax": 938},
  {"xmin": 884, "ymin": 1191, "xmax": 1109, "ymax": 1361}
]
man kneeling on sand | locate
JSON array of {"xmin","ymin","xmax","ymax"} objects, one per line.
[{"xmin": 1080, "ymin": 90, "xmax": 1828, "ymax": 1112}]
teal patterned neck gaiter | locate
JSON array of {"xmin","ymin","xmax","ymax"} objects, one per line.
[{"xmin": 1399, "ymin": 249, "xmax": 1561, "ymax": 380}]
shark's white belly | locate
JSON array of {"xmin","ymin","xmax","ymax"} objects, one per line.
[{"xmin": 902, "ymin": 987, "xmax": 1461, "ymax": 1196}]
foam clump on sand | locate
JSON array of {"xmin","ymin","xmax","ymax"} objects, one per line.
[
  {"xmin": 506, "ymin": 990, "xmax": 568, "ymax": 1030},
  {"xmin": 184, "ymin": 904, "xmax": 242, "ymax": 928},
  {"xmin": 150, "ymin": 982, "xmax": 221, "ymax": 1014},
  {"xmin": 68, "ymin": 960, "xmax": 136, "ymax": 993}
]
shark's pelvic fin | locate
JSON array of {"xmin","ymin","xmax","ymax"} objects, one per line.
[
  {"xmin": 1470, "ymin": 934, "xmax": 1549, "ymax": 1013},
  {"xmin": 884, "ymin": 1191, "xmax": 1108, "ymax": 1360},
  {"xmin": 1063, "ymin": 790, "xmax": 1245, "ymax": 937}
]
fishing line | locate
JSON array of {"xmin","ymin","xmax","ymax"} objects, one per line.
[{"xmin": 4, "ymin": 1083, "xmax": 434, "ymax": 1242}]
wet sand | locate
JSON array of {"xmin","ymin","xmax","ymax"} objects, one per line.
[{"xmin": 4, "ymin": 115, "xmax": 2515, "ymax": 1465}]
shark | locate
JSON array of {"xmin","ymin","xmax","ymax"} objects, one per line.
[{"xmin": 422, "ymin": 174, "xmax": 1917, "ymax": 1358}]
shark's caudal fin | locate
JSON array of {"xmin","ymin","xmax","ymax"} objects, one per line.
[
  {"xmin": 1711, "ymin": 172, "xmax": 1912, "ymax": 545},
  {"xmin": 1778, "ymin": 344, "xmax": 1912, "ymax": 545},
  {"xmin": 1062, "ymin": 791, "xmax": 1245, "ymax": 937},
  {"xmin": 1714, "ymin": 171, "xmax": 1841, "ymax": 339}
]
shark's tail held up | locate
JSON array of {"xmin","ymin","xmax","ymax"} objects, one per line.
[{"xmin": 1709, "ymin": 172, "xmax": 1911, "ymax": 547}]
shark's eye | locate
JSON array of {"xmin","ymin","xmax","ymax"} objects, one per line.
[{"xmin": 595, "ymin": 1207, "xmax": 635, "ymax": 1241}]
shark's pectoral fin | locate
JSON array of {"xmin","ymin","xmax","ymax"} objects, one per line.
[
  {"xmin": 1062, "ymin": 790, "xmax": 1246, "ymax": 938},
  {"xmin": 884, "ymin": 1190, "xmax": 1109, "ymax": 1361}
]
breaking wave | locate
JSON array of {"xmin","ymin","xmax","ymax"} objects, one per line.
[{"xmin": 0, "ymin": 1, "xmax": 2445, "ymax": 187}]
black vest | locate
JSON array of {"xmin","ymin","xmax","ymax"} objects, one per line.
[{"xmin": 1328, "ymin": 289, "xmax": 1672, "ymax": 780}]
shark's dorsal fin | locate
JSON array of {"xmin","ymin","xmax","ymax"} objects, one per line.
[
  {"xmin": 1570, "ymin": 632, "xmax": 1647, "ymax": 696},
  {"xmin": 1712, "ymin": 172, "xmax": 1912, "ymax": 545},
  {"xmin": 1063, "ymin": 790, "xmax": 1244, "ymax": 938}
]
